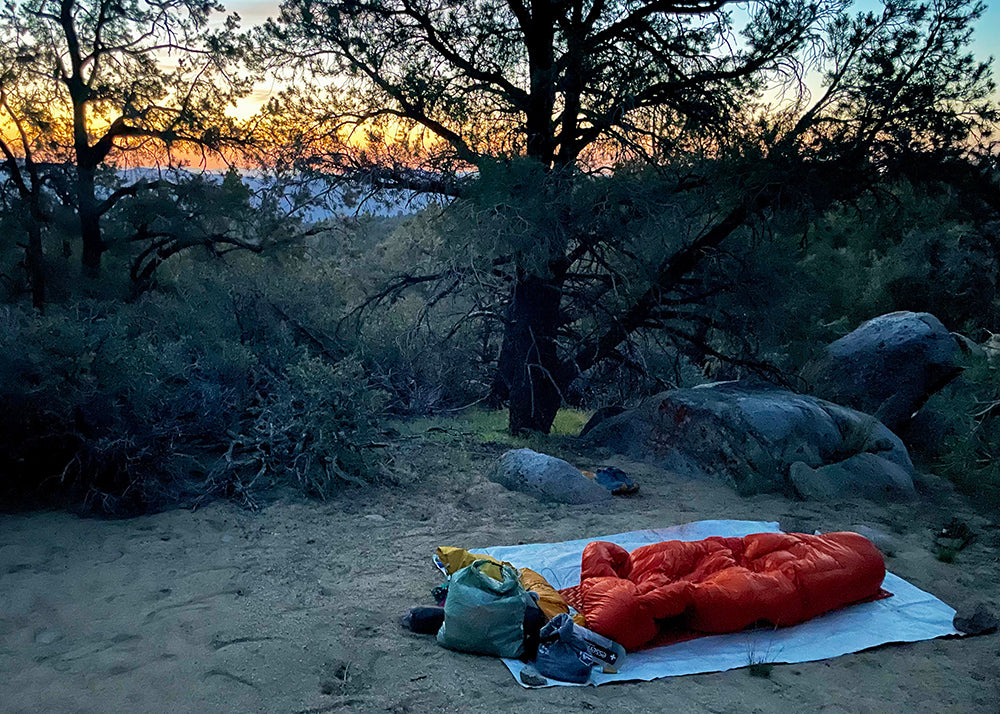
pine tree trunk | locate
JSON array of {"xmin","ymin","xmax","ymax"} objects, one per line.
[
  {"xmin": 26, "ymin": 217, "xmax": 45, "ymax": 309},
  {"xmin": 77, "ymin": 166, "xmax": 103, "ymax": 279},
  {"xmin": 503, "ymin": 274, "xmax": 566, "ymax": 434}
]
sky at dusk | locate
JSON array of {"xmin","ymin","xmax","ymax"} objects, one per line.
[
  {"xmin": 225, "ymin": 0, "xmax": 1000, "ymax": 58},
  {"xmin": 225, "ymin": 0, "xmax": 1000, "ymax": 118}
]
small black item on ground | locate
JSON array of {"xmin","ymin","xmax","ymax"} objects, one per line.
[
  {"xmin": 521, "ymin": 597, "xmax": 547, "ymax": 661},
  {"xmin": 934, "ymin": 518, "xmax": 976, "ymax": 562},
  {"xmin": 401, "ymin": 606, "xmax": 445, "ymax": 635},
  {"xmin": 431, "ymin": 583, "xmax": 448, "ymax": 605},
  {"xmin": 953, "ymin": 603, "xmax": 999, "ymax": 636},
  {"xmin": 936, "ymin": 518, "xmax": 976, "ymax": 549}
]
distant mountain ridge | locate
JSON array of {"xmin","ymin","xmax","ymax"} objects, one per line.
[{"xmin": 113, "ymin": 167, "xmax": 440, "ymax": 221}]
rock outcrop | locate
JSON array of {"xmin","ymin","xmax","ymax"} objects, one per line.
[
  {"xmin": 581, "ymin": 382, "xmax": 916, "ymax": 500},
  {"xmin": 800, "ymin": 312, "xmax": 964, "ymax": 432}
]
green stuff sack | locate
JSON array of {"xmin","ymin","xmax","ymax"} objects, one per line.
[{"xmin": 437, "ymin": 560, "xmax": 531, "ymax": 658}]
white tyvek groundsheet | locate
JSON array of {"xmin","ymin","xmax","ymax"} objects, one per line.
[{"xmin": 474, "ymin": 520, "xmax": 961, "ymax": 687}]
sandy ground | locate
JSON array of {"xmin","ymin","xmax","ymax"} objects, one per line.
[{"xmin": 1, "ymin": 435, "xmax": 998, "ymax": 713}]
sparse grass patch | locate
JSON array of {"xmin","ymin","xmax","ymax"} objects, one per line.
[
  {"xmin": 748, "ymin": 661, "xmax": 775, "ymax": 678},
  {"xmin": 551, "ymin": 408, "xmax": 593, "ymax": 437},
  {"xmin": 391, "ymin": 407, "xmax": 593, "ymax": 446},
  {"xmin": 934, "ymin": 545, "xmax": 958, "ymax": 563}
]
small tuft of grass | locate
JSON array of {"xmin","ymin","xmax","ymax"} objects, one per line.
[
  {"xmin": 550, "ymin": 408, "xmax": 593, "ymax": 437},
  {"xmin": 748, "ymin": 661, "xmax": 775, "ymax": 678},
  {"xmin": 934, "ymin": 545, "xmax": 957, "ymax": 563},
  {"xmin": 744, "ymin": 631, "xmax": 780, "ymax": 679}
]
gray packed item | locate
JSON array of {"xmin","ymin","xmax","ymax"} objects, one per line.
[{"xmin": 534, "ymin": 614, "xmax": 594, "ymax": 683}]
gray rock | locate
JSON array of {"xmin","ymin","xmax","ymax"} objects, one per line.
[
  {"xmin": 582, "ymin": 381, "xmax": 915, "ymax": 500},
  {"xmin": 487, "ymin": 448, "xmax": 611, "ymax": 504},
  {"xmin": 953, "ymin": 603, "xmax": 999, "ymax": 636},
  {"xmin": 985, "ymin": 333, "xmax": 1000, "ymax": 369},
  {"xmin": 790, "ymin": 454, "xmax": 916, "ymax": 501},
  {"xmin": 847, "ymin": 524, "xmax": 901, "ymax": 557},
  {"xmin": 801, "ymin": 312, "xmax": 963, "ymax": 432},
  {"xmin": 951, "ymin": 332, "xmax": 984, "ymax": 358}
]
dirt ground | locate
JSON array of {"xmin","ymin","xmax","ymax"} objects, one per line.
[{"xmin": 1, "ymin": 434, "xmax": 998, "ymax": 713}]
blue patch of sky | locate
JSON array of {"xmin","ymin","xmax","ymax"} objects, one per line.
[{"xmin": 853, "ymin": 0, "xmax": 998, "ymax": 65}]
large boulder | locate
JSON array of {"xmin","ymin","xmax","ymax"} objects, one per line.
[
  {"xmin": 800, "ymin": 312, "xmax": 964, "ymax": 432},
  {"xmin": 487, "ymin": 448, "xmax": 611, "ymax": 504},
  {"xmin": 581, "ymin": 382, "xmax": 916, "ymax": 500}
]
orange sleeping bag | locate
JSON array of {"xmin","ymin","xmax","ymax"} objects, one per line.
[{"xmin": 578, "ymin": 531, "xmax": 885, "ymax": 651}]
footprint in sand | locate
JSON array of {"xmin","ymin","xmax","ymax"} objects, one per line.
[
  {"xmin": 201, "ymin": 668, "xmax": 256, "ymax": 689},
  {"xmin": 34, "ymin": 628, "xmax": 62, "ymax": 645},
  {"xmin": 210, "ymin": 635, "xmax": 281, "ymax": 651}
]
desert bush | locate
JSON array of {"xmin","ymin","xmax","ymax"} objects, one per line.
[
  {"xmin": 351, "ymin": 293, "xmax": 493, "ymax": 414},
  {"xmin": 688, "ymin": 180, "xmax": 999, "ymax": 383},
  {"xmin": 207, "ymin": 355, "xmax": 388, "ymax": 503},
  {"xmin": 916, "ymin": 357, "xmax": 1000, "ymax": 508},
  {"xmin": 0, "ymin": 298, "xmax": 251, "ymax": 513},
  {"xmin": 0, "ymin": 241, "xmax": 390, "ymax": 514},
  {"xmin": 789, "ymin": 184, "xmax": 999, "ymax": 341},
  {"xmin": 863, "ymin": 220, "xmax": 999, "ymax": 334}
]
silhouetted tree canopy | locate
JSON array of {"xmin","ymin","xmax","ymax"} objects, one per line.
[
  {"xmin": 0, "ymin": 0, "xmax": 249, "ymax": 281},
  {"xmin": 265, "ymin": 0, "xmax": 838, "ymax": 173},
  {"xmin": 263, "ymin": 0, "xmax": 997, "ymax": 433}
]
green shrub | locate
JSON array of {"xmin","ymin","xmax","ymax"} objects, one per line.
[
  {"xmin": 0, "ymin": 299, "xmax": 254, "ymax": 513},
  {"xmin": 789, "ymin": 184, "xmax": 999, "ymax": 343},
  {"xmin": 329, "ymin": 209, "xmax": 501, "ymax": 415},
  {"xmin": 924, "ymin": 358, "xmax": 1000, "ymax": 508},
  {"xmin": 0, "ymin": 251, "xmax": 389, "ymax": 513},
  {"xmin": 208, "ymin": 355, "xmax": 388, "ymax": 502},
  {"xmin": 352, "ymin": 292, "xmax": 492, "ymax": 415}
]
